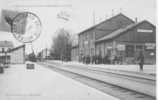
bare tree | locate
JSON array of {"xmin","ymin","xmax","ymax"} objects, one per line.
[{"xmin": 51, "ymin": 28, "xmax": 72, "ymax": 61}]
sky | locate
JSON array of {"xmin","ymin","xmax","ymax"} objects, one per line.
[{"xmin": 0, "ymin": 0, "xmax": 156, "ymax": 54}]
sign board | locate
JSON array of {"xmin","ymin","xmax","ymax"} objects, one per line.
[
  {"xmin": 137, "ymin": 29, "xmax": 153, "ymax": 33},
  {"xmin": 117, "ymin": 44, "xmax": 125, "ymax": 51},
  {"xmin": 145, "ymin": 43, "xmax": 155, "ymax": 49},
  {"xmin": 26, "ymin": 63, "xmax": 35, "ymax": 69}
]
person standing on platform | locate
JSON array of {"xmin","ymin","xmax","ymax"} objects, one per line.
[{"xmin": 137, "ymin": 51, "xmax": 144, "ymax": 71}]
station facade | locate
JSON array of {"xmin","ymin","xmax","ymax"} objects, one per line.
[
  {"xmin": 95, "ymin": 21, "xmax": 156, "ymax": 64},
  {"xmin": 71, "ymin": 45, "xmax": 79, "ymax": 61},
  {"xmin": 71, "ymin": 13, "xmax": 156, "ymax": 64}
]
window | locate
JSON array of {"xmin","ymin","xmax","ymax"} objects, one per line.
[
  {"xmin": 91, "ymin": 48, "xmax": 94, "ymax": 56},
  {"xmin": 126, "ymin": 45, "xmax": 134, "ymax": 57},
  {"xmin": 2, "ymin": 48, "xmax": 4, "ymax": 53},
  {"xmin": 8, "ymin": 48, "xmax": 11, "ymax": 51},
  {"xmin": 136, "ymin": 45, "xmax": 143, "ymax": 51}
]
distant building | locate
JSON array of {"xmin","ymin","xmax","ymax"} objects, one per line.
[
  {"xmin": 0, "ymin": 40, "xmax": 14, "ymax": 52},
  {"xmin": 9, "ymin": 45, "xmax": 25, "ymax": 64},
  {"xmin": 0, "ymin": 41, "xmax": 25, "ymax": 64},
  {"xmin": 71, "ymin": 13, "xmax": 156, "ymax": 64},
  {"xmin": 38, "ymin": 48, "xmax": 50, "ymax": 60},
  {"xmin": 0, "ymin": 41, "xmax": 14, "ymax": 64}
]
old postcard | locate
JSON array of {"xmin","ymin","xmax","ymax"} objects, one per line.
[{"xmin": 0, "ymin": 0, "xmax": 156, "ymax": 100}]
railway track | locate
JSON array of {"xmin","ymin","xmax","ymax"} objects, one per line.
[
  {"xmin": 38, "ymin": 62, "xmax": 156, "ymax": 100},
  {"xmin": 47, "ymin": 61, "xmax": 155, "ymax": 85}
]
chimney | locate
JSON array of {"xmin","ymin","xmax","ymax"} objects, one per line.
[{"xmin": 135, "ymin": 17, "xmax": 138, "ymax": 23}]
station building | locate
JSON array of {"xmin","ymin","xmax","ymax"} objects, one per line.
[
  {"xmin": 71, "ymin": 13, "xmax": 156, "ymax": 64},
  {"xmin": 0, "ymin": 41, "xmax": 25, "ymax": 64},
  {"xmin": 78, "ymin": 13, "xmax": 134, "ymax": 61},
  {"xmin": 95, "ymin": 20, "xmax": 156, "ymax": 64}
]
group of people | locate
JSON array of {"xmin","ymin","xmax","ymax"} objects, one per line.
[
  {"xmin": 81, "ymin": 51, "xmax": 145, "ymax": 71},
  {"xmin": 81, "ymin": 55, "xmax": 123, "ymax": 64}
]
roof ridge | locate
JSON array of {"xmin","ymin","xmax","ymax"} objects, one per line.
[
  {"xmin": 96, "ymin": 20, "xmax": 154, "ymax": 42},
  {"xmin": 8, "ymin": 44, "xmax": 25, "ymax": 52},
  {"xmin": 78, "ymin": 13, "xmax": 134, "ymax": 35}
]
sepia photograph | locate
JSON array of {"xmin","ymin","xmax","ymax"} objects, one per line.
[{"xmin": 0, "ymin": 0, "xmax": 156, "ymax": 100}]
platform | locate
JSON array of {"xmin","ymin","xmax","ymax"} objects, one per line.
[
  {"xmin": 0, "ymin": 62, "xmax": 118, "ymax": 100},
  {"xmin": 50, "ymin": 60, "xmax": 156, "ymax": 75}
]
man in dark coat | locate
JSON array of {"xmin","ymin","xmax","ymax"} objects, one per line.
[{"xmin": 137, "ymin": 52, "xmax": 144, "ymax": 71}]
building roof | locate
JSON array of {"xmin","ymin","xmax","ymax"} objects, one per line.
[
  {"xmin": 0, "ymin": 41, "xmax": 14, "ymax": 48},
  {"xmin": 95, "ymin": 20, "xmax": 155, "ymax": 43},
  {"xmin": 78, "ymin": 13, "xmax": 134, "ymax": 36}
]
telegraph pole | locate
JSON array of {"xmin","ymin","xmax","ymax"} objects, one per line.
[
  {"xmin": 112, "ymin": 9, "xmax": 114, "ymax": 16},
  {"xmin": 93, "ymin": 10, "xmax": 96, "ymax": 25}
]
